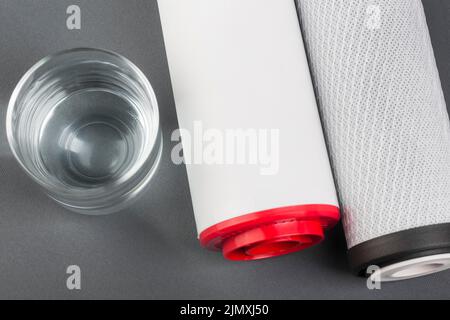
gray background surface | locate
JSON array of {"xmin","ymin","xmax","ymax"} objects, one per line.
[{"xmin": 0, "ymin": 0, "xmax": 449, "ymax": 299}]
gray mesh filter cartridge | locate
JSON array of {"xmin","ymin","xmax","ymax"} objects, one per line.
[{"xmin": 297, "ymin": 0, "xmax": 450, "ymax": 281}]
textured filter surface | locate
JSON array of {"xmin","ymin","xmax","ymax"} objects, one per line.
[{"xmin": 297, "ymin": 0, "xmax": 450, "ymax": 248}]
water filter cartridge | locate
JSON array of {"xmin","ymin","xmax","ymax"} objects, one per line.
[
  {"xmin": 297, "ymin": 0, "xmax": 450, "ymax": 280},
  {"xmin": 158, "ymin": 0, "xmax": 339, "ymax": 260}
]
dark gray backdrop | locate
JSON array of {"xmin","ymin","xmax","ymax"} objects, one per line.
[{"xmin": 0, "ymin": 0, "xmax": 449, "ymax": 299}]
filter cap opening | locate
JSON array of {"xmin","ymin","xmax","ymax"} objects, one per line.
[
  {"xmin": 222, "ymin": 220, "xmax": 324, "ymax": 260},
  {"xmin": 199, "ymin": 204, "xmax": 340, "ymax": 261},
  {"xmin": 370, "ymin": 254, "xmax": 450, "ymax": 282}
]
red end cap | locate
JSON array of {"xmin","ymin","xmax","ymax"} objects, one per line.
[{"xmin": 199, "ymin": 204, "xmax": 340, "ymax": 261}]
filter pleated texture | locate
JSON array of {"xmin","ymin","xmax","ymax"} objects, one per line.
[{"xmin": 297, "ymin": 0, "xmax": 450, "ymax": 248}]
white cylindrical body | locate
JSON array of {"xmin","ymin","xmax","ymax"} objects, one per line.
[
  {"xmin": 298, "ymin": 0, "xmax": 450, "ymax": 280},
  {"xmin": 159, "ymin": 0, "xmax": 339, "ymax": 260}
]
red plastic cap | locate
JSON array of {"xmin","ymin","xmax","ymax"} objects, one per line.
[{"xmin": 199, "ymin": 204, "xmax": 340, "ymax": 261}]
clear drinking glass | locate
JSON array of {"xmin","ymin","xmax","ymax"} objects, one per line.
[{"xmin": 6, "ymin": 48, "xmax": 162, "ymax": 214}]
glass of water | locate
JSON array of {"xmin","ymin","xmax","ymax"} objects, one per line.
[{"xmin": 6, "ymin": 48, "xmax": 162, "ymax": 214}]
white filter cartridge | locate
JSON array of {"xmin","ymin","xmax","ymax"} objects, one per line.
[
  {"xmin": 297, "ymin": 0, "xmax": 450, "ymax": 280},
  {"xmin": 158, "ymin": 0, "xmax": 339, "ymax": 260}
]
